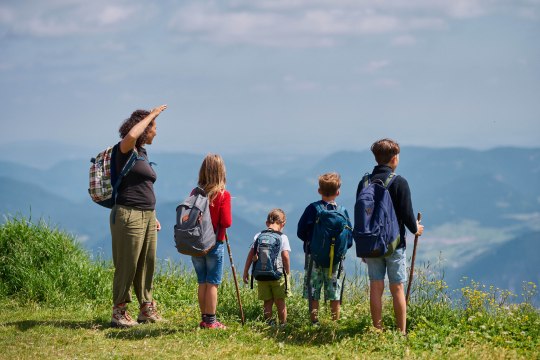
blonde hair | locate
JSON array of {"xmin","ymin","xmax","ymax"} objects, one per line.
[
  {"xmin": 318, "ymin": 172, "xmax": 341, "ymax": 197},
  {"xmin": 198, "ymin": 153, "xmax": 226, "ymax": 203},
  {"xmin": 267, "ymin": 209, "xmax": 286, "ymax": 225}
]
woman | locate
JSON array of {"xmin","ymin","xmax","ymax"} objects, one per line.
[
  {"xmin": 110, "ymin": 104, "xmax": 167, "ymax": 328},
  {"xmin": 192, "ymin": 154, "xmax": 232, "ymax": 329}
]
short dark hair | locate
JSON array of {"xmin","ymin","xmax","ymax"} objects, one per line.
[
  {"xmin": 119, "ymin": 110, "xmax": 152, "ymax": 148},
  {"xmin": 371, "ymin": 138, "xmax": 400, "ymax": 165}
]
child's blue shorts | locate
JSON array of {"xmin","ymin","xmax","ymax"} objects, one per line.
[{"xmin": 191, "ymin": 241, "xmax": 224, "ymax": 285}]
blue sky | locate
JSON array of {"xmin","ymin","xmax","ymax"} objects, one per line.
[{"xmin": 1, "ymin": 0, "xmax": 539, "ymax": 155}]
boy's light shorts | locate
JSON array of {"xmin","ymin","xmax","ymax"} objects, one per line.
[
  {"xmin": 364, "ymin": 247, "xmax": 407, "ymax": 284},
  {"xmin": 303, "ymin": 256, "xmax": 343, "ymax": 301},
  {"xmin": 257, "ymin": 276, "xmax": 291, "ymax": 301}
]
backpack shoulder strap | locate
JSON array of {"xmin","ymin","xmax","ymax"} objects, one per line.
[
  {"xmin": 313, "ymin": 201, "xmax": 324, "ymax": 213},
  {"xmin": 361, "ymin": 173, "xmax": 370, "ymax": 190},
  {"xmin": 383, "ymin": 172, "xmax": 398, "ymax": 189},
  {"xmin": 336, "ymin": 204, "xmax": 348, "ymax": 217},
  {"xmin": 112, "ymin": 144, "xmax": 138, "ymax": 193}
]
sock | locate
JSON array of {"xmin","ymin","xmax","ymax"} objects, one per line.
[
  {"xmin": 202, "ymin": 314, "xmax": 208, "ymax": 322},
  {"xmin": 206, "ymin": 314, "xmax": 216, "ymax": 324}
]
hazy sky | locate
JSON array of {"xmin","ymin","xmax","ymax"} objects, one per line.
[{"xmin": 1, "ymin": 0, "xmax": 539, "ymax": 155}]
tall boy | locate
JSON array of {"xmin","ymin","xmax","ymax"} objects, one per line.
[
  {"xmin": 359, "ymin": 138, "xmax": 424, "ymax": 334},
  {"xmin": 243, "ymin": 209, "xmax": 291, "ymax": 325},
  {"xmin": 297, "ymin": 172, "xmax": 352, "ymax": 324}
]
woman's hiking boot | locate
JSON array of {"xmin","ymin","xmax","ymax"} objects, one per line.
[
  {"xmin": 137, "ymin": 301, "xmax": 164, "ymax": 323},
  {"xmin": 111, "ymin": 303, "xmax": 139, "ymax": 328}
]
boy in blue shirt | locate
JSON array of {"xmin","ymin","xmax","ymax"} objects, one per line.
[{"xmin": 297, "ymin": 172, "xmax": 352, "ymax": 325}]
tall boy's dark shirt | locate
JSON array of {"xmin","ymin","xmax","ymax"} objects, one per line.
[
  {"xmin": 297, "ymin": 200, "xmax": 353, "ymax": 254},
  {"xmin": 356, "ymin": 165, "xmax": 418, "ymax": 249},
  {"xmin": 115, "ymin": 147, "xmax": 156, "ymax": 210}
]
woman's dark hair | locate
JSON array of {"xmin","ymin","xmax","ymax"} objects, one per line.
[{"xmin": 118, "ymin": 110, "xmax": 152, "ymax": 148}]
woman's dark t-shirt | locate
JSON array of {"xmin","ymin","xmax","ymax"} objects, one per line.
[{"xmin": 115, "ymin": 146, "xmax": 156, "ymax": 210}]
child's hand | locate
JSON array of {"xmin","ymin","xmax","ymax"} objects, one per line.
[{"xmin": 242, "ymin": 272, "xmax": 249, "ymax": 284}]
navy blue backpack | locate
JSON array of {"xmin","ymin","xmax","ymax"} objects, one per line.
[
  {"xmin": 309, "ymin": 203, "xmax": 352, "ymax": 273},
  {"xmin": 353, "ymin": 173, "xmax": 400, "ymax": 258}
]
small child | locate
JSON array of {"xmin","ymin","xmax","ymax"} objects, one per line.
[
  {"xmin": 243, "ymin": 209, "xmax": 291, "ymax": 326},
  {"xmin": 297, "ymin": 172, "xmax": 352, "ymax": 325}
]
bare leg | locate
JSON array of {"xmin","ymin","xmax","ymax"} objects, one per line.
[
  {"xmin": 263, "ymin": 300, "xmax": 274, "ymax": 320},
  {"xmin": 204, "ymin": 283, "xmax": 219, "ymax": 315},
  {"xmin": 275, "ymin": 298, "xmax": 287, "ymax": 324},
  {"xmin": 310, "ymin": 300, "xmax": 319, "ymax": 323},
  {"xmin": 197, "ymin": 283, "xmax": 207, "ymax": 315},
  {"xmin": 370, "ymin": 280, "xmax": 385, "ymax": 330},
  {"xmin": 330, "ymin": 300, "xmax": 340, "ymax": 321},
  {"xmin": 390, "ymin": 282, "xmax": 407, "ymax": 334}
]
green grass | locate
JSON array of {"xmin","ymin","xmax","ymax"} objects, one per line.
[{"xmin": 0, "ymin": 217, "xmax": 539, "ymax": 359}]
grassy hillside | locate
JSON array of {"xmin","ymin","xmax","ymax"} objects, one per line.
[{"xmin": 0, "ymin": 218, "xmax": 538, "ymax": 359}]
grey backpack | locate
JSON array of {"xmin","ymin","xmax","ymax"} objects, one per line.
[{"xmin": 174, "ymin": 187, "xmax": 216, "ymax": 257}]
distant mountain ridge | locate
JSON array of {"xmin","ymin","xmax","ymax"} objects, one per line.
[{"xmin": 1, "ymin": 145, "xmax": 539, "ymax": 295}]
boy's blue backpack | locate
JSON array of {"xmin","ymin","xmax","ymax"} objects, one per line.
[
  {"xmin": 353, "ymin": 173, "xmax": 400, "ymax": 258},
  {"xmin": 309, "ymin": 203, "xmax": 352, "ymax": 274},
  {"xmin": 252, "ymin": 230, "xmax": 283, "ymax": 282}
]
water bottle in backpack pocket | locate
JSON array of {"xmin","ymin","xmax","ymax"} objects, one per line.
[
  {"xmin": 309, "ymin": 203, "xmax": 352, "ymax": 273},
  {"xmin": 353, "ymin": 173, "xmax": 401, "ymax": 258},
  {"xmin": 174, "ymin": 187, "xmax": 216, "ymax": 257}
]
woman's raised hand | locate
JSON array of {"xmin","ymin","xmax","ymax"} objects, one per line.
[{"xmin": 151, "ymin": 104, "xmax": 167, "ymax": 117}]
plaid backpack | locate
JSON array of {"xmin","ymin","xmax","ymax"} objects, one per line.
[{"xmin": 88, "ymin": 143, "xmax": 139, "ymax": 208}]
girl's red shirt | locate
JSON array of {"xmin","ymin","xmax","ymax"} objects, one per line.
[{"xmin": 209, "ymin": 190, "xmax": 232, "ymax": 241}]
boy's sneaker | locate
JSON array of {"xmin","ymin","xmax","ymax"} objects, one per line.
[
  {"xmin": 111, "ymin": 303, "xmax": 139, "ymax": 328},
  {"xmin": 137, "ymin": 301, "xmax": 164, "ymax": 323},
  {"xmin": 311, "ymin": 320, "xmax": 320, "ymax": 327},
  {"xmin": 265, "ymin": 319, "xmax": 277, "ymax": 327},
  {"xmin": 202, "ymin": 321, "xmax": 227, "ymax": 330}
]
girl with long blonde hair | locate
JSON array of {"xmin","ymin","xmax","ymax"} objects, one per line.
[{"xmin": 191, "ymin": 154, "xmax": 232, "ymax": 329}]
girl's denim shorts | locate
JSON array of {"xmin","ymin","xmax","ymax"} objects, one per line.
[{"xmin": 191, "ymin": 241, "xmax": 225, "ymax": 285}]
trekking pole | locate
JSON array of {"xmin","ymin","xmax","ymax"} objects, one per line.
[
  {"xmin": 225, "ymin": 232, "xmax": 245, "ymax": 325},
  {"xmin": 306, "ymin": 253, "xmax": 314, "ymax": 321},
  {"xmin": 406, "ymin": 212, "xmax": 422, "ymax": 304}
]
